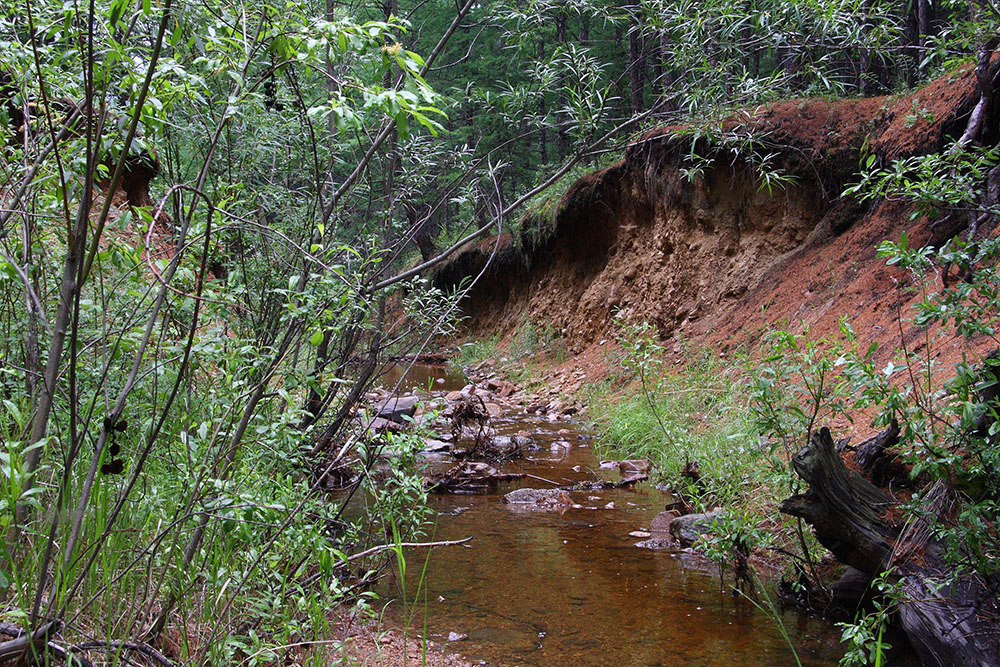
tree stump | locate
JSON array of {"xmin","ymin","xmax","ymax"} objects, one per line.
[{"xmin": 780, "ymin": 427, "xmax": 1000, "ymax": 666}]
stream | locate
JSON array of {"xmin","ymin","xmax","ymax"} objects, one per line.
[{"xmin": 380, "ymin": 364, "xmax": 850, "ymax": 666}]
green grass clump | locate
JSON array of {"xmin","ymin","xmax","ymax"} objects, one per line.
[
  {"xmin": 450, "ymin": 335, "xmax": 500, "ymax": 370},
  {"xmin": 587, "ymin": 347, "xmax": 774, "ymax": 510}
]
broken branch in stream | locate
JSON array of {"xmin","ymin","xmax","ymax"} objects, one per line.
[{"xmin": 335, "ymin": 536, "xmax": 474, "ymax": 567}]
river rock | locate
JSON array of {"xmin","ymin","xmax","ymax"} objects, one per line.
[
  {"xmin": 669, "ymin": 512, "xmax": 719, "ymax": 547},
  {"xmin": 376, "ymin": 395, "xmax": 419, "ymax": 423},
  {"xmin": 445, "ymin": 390, "xmax": 464, "ymax": 402},
  {"xmin": 367, "ymin": 416, "xmax": 402, "ymax": 433},
  {"xmin": 635, "ymin": 537, "xmax": 674, "ymax": 550},
  {"xmin": 483, "ymin": 402, "xmax": 503, "ymax": 418},
  {"xmin": 485, "ymin": 435, "xmax": 533, "ymax": 458},
  {"xmin": 486, "ymin": 378, "xmax": 517, "ymax": 398},
  {"xmin": 525, "ymin": 399, "xmax": 549, "ymax": 413},
  {"xmin": 619, "ymin": 459, "xmax": 650, "ymax": 473},
  {"xmin": 423, "ymin": 438, "xmax": 451, "ymax": 452},
  {"xmin": 649, "ymin": 510, "xmax": 679, "ymax": 533},
  {"xmin": 460, "ymin": 424, "xmax": 497, "ymax": 440},
  {"xmin": 503, "ymin": 487, "xmax": 574, "ymax": 510}
]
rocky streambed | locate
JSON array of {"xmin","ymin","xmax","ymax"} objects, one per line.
[{"xmin": 352, "ymin": 361, "xmax": 852, "ymax": 666}]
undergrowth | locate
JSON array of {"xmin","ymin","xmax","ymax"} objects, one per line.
[
  {"xmin": 586, "ymin": 342, "xmax": 767, "ymax": 509},
  {"xmin": 586, "ymin": 317, "xmax": 825, "ymax": 591}
]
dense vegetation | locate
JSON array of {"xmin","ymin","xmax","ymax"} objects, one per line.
[{"xmin": 1, "ymin": 0, "xmax": 999, "ymax": 664}]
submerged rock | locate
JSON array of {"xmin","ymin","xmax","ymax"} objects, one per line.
[
  {"xmin": 429, "ymin": 462, "xmax": 524, "ymax": 494},
  {"xmin": 502, "ymin": 487, "xmax": 574, "ymax": 510},
  {"xmin": 635, "ymin": 537, "xmax": 674, "ymax": 550}
]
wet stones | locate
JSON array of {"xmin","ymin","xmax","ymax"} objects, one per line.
[
  {"xmin": 502, "ymin": 487, "xmax": 574, "ymax": 510},
  {"xmin": 376, "ymin": 395, "xmax": 419, "ymax": 422},
  {"xmin": 635, "ymin": 537, "xmax": 674, "ymax": 550},
  {"xmin": 429, "ymin": 462, "xmax": 525, "ymax": 494},
  {"xmin": 669, "ymin": 512, "xmax": 719, "ymax": 547},
  {"xmin": 619, "ymin": 459, "xmax": 651, "ymax": 473}
]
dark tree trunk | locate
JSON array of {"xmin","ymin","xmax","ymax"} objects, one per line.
[
  {"xmin": 538, "ymin": 38, "xmax": 548, "ymax": 166},
  {"xmin": 406, "ymin": 203, "xmax": 437, "ymax": 262},
  {"xmin": 917, "ymin": 0, "xmax": 930, "ymax": 47},
  {"xmin": 628, "ymin": 18, "xmax": 644, "ymax": 114},
  {"xmin": 780, "ymin": 428, "xmax": 1000, "ymax": 666},
  {"xmin": 556, "ymin": 10, "xmax": 569, "ymax": 159}
]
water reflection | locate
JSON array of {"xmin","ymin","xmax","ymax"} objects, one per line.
[{"xmin": 380, "ymin": 398, "xmax": 851, "ymax": 666}]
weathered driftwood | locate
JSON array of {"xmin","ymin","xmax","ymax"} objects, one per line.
[
  {"xmin": 427, "ymin": 461, "xmax": 525, "ymax": 494},
  {"xmin": 854, "ymin": 418, "xmax": 899, "ymax": 474},
  {"xmin": 780, "ymin": 427, "xmax": 1000, "ymax": 667}
]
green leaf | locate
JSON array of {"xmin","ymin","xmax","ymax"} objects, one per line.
[
  {"xmin": 309, "ymin": 331, "xmax": 324, "ymax": 346},
  {"xmin": 109, "ymin": 0, "xmax": 129, "ymax": 27}
]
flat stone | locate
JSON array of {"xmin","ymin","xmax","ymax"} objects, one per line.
[
  {"xmin": 445, "ymin": 391, "xmax": 464, "ymax": 402},
  {"xmin": 503, "ymin": 488, "xmax": 574, "ymax": 510},
  {"xmin": 423, "ymin": 438, "xmax": 451, "ymax": 452},
  {"xmin": 629, "ymin": 530, "xmax": 652, "ymax": 538},
  {"xmin": 376, "ymin": 395, "xmax": 419, "ymax": 423},
  {"xmin": 503, "ymin": 487, "xmax": 561, "ymax": 503},
  {"xmin": 635, "ymin": 537, "xmax": 673, "ymax": 550},
  {"xmin": 619, "ymin": 459, "xmax": 650, "ymax": 473},
  {"xmin": 369, "ymin": 416, "xmax": 402, "ymax": 433}
]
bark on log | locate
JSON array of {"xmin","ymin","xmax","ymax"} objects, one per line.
[
  {"xmin": 780, "ymin": 427, "xmax": 1000, "ymax": 667},
  {"xmin": 854, "ymin": 419, "xmax": 899, "ymax": 473},
  {"xmin": 854, "ymin": 418, "xmax": 909, "ymax": 489}
]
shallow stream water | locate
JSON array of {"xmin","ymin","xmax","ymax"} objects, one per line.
[{"xmin": 380, "ymin": 364, "xmax": 849, "ymax": 666}]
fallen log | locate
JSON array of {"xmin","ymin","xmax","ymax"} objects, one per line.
[{"xmin": 780, "ymin": 427, "xmax": 1000, "ymax": 666}]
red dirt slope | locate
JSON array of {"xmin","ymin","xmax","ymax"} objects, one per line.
[{"xmin": 436, "ymin": 63, "xmax": 995, "ymax": 371}]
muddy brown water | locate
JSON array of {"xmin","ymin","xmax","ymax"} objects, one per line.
[{"xmin": 379, "ymin": 365, "xmax": 850, "ymax": 666}]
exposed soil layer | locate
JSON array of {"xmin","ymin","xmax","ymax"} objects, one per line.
[{"xmin": 436, "ymin": 63, "xmax": 996, "ymax": 370}]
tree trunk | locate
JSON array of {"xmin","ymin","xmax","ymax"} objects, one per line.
[
  {"xmin": 556, "ymin": 10, "xmax": 569, "ymax": 160},
  {"xmin": 628, "ymin": 14, "xmax": 644, "ymax": 114},
  {"xmin": 780, "ymin": 427, "xmax": 1000, "ymax": 666},
  {"xmin": 406, "ymin": 202, "xmax": 437, "ymax": 261},
  {"xmin": 538, "ymin": 38, "xmax": 548, "ymax": 165}
]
